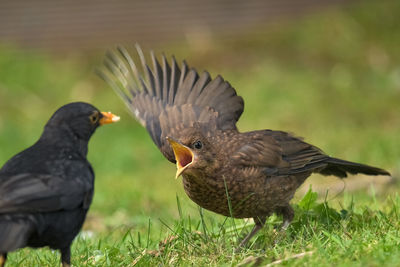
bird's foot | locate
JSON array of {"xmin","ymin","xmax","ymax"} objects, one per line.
[
  {"xmin": 0, "ymin": 254, "xmax": 7, "ymax": 267},
  {"xmin": 272, "ymin": 219, "xmax": 291, "ymax": 245},
  {"xmin": 281, "ymin": 219, "xmax": 291, "ymax": 231},
  {"xmin": 235, "ymin": 224, "xmax": 263, "ymax": 253}
]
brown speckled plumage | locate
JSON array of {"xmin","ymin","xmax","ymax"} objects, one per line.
[{"xmin": 101, "ymin": 45, "xmax": 391, "ymax": 248}]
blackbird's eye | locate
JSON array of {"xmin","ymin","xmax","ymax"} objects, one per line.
[
  {"xmin": 193, "ymin": 140, "xmax": 203, "ymax": 150},
  {"xmin": 89, "ymin": 112, "xmax": 99, "ymax": 124}
]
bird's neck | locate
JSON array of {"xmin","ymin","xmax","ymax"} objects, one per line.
[{"xmin": 40, "ymin": 124, "xmax": 89, "ymax": 157}]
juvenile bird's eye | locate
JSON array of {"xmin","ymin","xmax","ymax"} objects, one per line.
[
  {"xmin": 89, "ymin": 112, "xmax": 99, "ymax": 124},
  {"xmin": 193, "ymin": 140, "xmax": 203, "ymax": 149}
]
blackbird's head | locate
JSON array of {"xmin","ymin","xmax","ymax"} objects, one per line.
[
  {"xmin": 167, "ymin": 127, "xmax": 218, "ymax": 179},
  {"xmin": 45, "ymin": 102, "xmax": 120, "ymax": 141}
]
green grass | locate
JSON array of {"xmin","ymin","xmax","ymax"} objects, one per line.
[
  {"xmin": 1, "ymin": 0, "xmax": 400, "ymax": 266},
  {"xmin": 4, "ymin": 190, "xmax": 400, "ymax": 266}
]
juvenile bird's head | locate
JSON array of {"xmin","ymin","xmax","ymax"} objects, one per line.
[
  {"xmin": 167, "ymin": 127, "xmax": 219, "ymax": 179},
  {"xmin": 45, "ymin": 102, "xmax": 120, "ymax": 141}
]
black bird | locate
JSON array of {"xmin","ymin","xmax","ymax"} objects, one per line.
[
  {"xmin": 101, "ymin": 46, "xmax": 390, "ymax": 249},
  {"xmin": 0, "ymin": 102, "xmax": 119, "ymax": 267}
]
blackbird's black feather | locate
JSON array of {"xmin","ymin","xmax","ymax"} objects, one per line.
[
  {"xmin": 0, "ymin": 102, "xmax": 117, "ymax": 267},
  {"xmin": 101, "ymin": 46, "xmax": 391, "ymax": 249}
]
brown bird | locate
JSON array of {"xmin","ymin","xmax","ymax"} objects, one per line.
[{"xmin": 101, "ymin": 45, "xmax": 390, "ymax": 248}]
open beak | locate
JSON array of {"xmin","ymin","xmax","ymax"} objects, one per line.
[
  {"xmin": 99, "ymin": 111, "xmax": 120, "ymax": 125},
  {"xmin": 167, "ymin": 137, "xmax": 194, "ymax": 179}
]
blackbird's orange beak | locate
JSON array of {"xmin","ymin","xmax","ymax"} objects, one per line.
[
  {"xmin": 167, "ymin": 137, "xmax": 194, "ymax": 179},
  {"xmin": 99, "ymin": 112, "xmax": 120, "ymax": 125}
]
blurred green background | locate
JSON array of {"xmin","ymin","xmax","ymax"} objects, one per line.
[{"xmin": 0, "ymin": 0, "xmax": 399, "ymax": 260}]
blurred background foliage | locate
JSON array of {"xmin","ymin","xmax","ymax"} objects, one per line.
[{"xmin": 0, "ymin": 0, "xmax": 399, "ymax": 242}]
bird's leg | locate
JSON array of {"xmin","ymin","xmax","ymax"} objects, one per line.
[
  {"xmin": 235, "ymin": 217, "xmax": 266, "ymax": 252},
  {"xmin": 276, "ymin": 205, "xmax": 294, "ymax": 230},
  {"xmin": 237, "ymin": 224, "xmax": 262, "ymax": 249},
  {"xmin": 0, "ymin": 253, "xmax": 7, "ymax": 267},
  {"xmin": 272, "ymin": 205, "xmax": 295, "ymax": 245},
  {"xmin": 60, "ymin": 246, "xmax": 71, "ymax": 267}
]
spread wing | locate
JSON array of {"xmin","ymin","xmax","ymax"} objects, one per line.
[
  {"xmin": 0, "ymin": 172, "xmax": 94, "ymax": 214},
  {"xmin": 100, "ymin": 45, "xmax": 244, "ymax": 162}
]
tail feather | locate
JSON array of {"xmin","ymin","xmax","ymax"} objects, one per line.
[
  {"xmin": 319, "ymin": 157, "xmax": 391, "ymax": 178},
  {"xmin": 0, "ymin": 217, "xmax": 33, "ymax": 252}
]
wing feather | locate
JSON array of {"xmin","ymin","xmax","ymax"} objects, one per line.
[
  {"xmin": 232, "ymin": 130, "xmax": 332, "ymax": 176},
  {"xmin": 0, "ymin": 173, "xmax": 92, "ymax": 214},
  {"xmin": 100, "ymin": 45, "xmax": 244, "ymax": 162}
]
